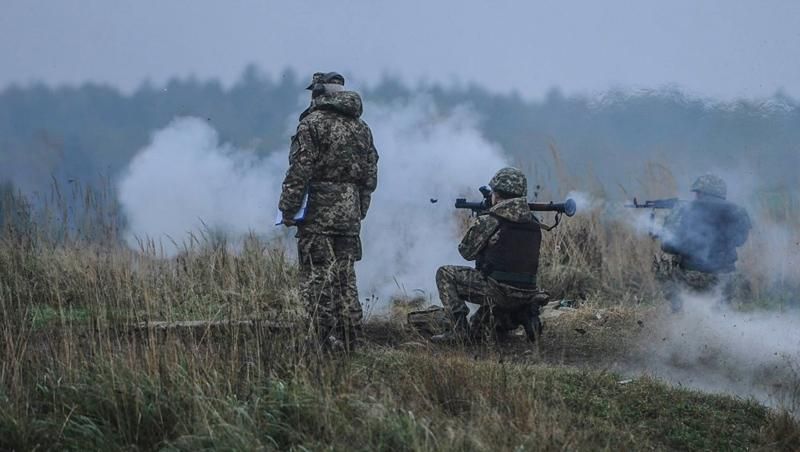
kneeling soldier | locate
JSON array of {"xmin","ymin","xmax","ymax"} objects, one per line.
[
  {"xmin": 655, "ymin": 174, "xmax": 751, "ymax": 311},
  {"xmin": 432, "ymin": 167, "xmax": 543, "ymax": 343}
]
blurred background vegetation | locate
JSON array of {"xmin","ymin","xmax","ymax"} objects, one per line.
[{"xmin": 1, "ymin": 65, "xmax": 798, "ymax": 204}]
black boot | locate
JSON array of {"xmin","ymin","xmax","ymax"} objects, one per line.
[
  {"xmin": 522, "ymin": 305, "xmax": 543, "ymax": 343},
  {"xmin": 468, "ymin": 306, "xmax": 493, "ymax": 344},
  {"xmin": 431, "ymin": 311, "xmax": 470, "ymax": 344}
]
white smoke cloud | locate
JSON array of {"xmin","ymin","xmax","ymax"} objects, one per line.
[
  {"xmin": 118, "ymin": 117, "xmax": 286, "ymax": 247},
  {"xmin": 620, "ymin": 206, "xmax": 675, "ymax": 244},
  {"xmin": 565, "ymin": 190, "xmax": 601, "ymax": 214},
  {"xmin": 712, "ymin": 166, "xmax": 800, "ymax": 288},
  {"xmin": 118, "ymin": 99, "xmax": 509, "ymax": 307},
  {"xmin": 746, "ymin": 221, "xmax": 800, "ymax": 286},
  {"xmin": 358, "ymin": 100, "xmax": 508, "ymax": 305},
  {"xmin": 634, "ymin": 292, "xmax": 800, "ymax": 414}
]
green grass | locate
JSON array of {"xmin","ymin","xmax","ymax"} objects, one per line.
[{"xmin": 2, "ymin": 344, "xmax": 795, "ymax": 451}]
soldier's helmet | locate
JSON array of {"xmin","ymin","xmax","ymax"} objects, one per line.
[
  {"xmin": 489, "ymin": 167, "xmax": 527, "ymax": 198},
  {"xmin": 691, "ymin": 173, "xmax": 727, "ymax": 199},
  {"xmin": 306, "ymin": 72, "xmax": 345, "ymax": 90}
]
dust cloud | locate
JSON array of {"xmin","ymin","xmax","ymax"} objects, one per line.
[{"xmin": 633, "ymin": 292, "xmax": 800, "ymax": 415}]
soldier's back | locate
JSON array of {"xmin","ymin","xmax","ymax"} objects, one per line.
[
  {"xmin": 299, "ymin": 91, "xmax": 378, "ymax": 236},
  {"xmin": 663, "ymin": 199, "xmax": 750, "ymax": 273}
]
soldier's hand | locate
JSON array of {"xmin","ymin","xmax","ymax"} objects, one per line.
[{"xmin": 282, "ymin": 218, "xmax": 297, "ymax": 227}]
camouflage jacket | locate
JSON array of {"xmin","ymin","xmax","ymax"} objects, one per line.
[
  {"xmin": 661, "ymin": 198, "xmax": 751, "ymax": 273},
  {"xmin": 458, "ymin": 197, "xmax": 538, "ymax": 260},
  {"xmin": 279, "ymin": 91, "xmax": 379, "ymax": 236}
]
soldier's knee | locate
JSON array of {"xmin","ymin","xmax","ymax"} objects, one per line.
[{"xmin": 436, "ymin": 265, "xmax": 455, "ymax": 284}]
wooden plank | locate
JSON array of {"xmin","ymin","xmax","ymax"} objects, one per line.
[{"xmin": 133, "ymin": 319, "xmax": 296, "ymax": 331}]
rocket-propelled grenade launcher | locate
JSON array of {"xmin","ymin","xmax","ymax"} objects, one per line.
[{"xmin": 455, "ymin": 185, "xmax": 576, "ymax": 230}]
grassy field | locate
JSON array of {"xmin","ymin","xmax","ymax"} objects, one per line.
[
  {"xmin": 3, "ymin": 308, "xmax": 798, "ymax": 450},
  {"xmin": 1, "ymin": 183, "xmax": 799, "ymax": 450}
]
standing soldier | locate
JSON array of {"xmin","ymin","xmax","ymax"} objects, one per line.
[
  {"xmin": 655, "ymin": 174, "xmax": 751, "ymax": 311},
  {"xmin": 279, "ymin": 72, "xmax": 379, "ymax": 351},
  {"xmin": 432, "ymin": 167, "xmax": 543, "ymax": 343}
]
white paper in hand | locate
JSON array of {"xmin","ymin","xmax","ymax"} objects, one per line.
[{"xmin": 275, "ymin": 192, "xmax": 309, "ymax": 225}]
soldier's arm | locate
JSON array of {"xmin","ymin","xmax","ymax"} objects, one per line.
[
  {"xmin": 660, "ymin": 239, "xmax": 681, "ymax": 255},
  {"xmin": 732, "ymin": 207, "xmax": 752, "ymax": 247},
  {"xmin": 458, "ymin": 216, "xmax": 500, "ymax": 261},
  {"xmin": 279, "ymin": 122, "xmax": 318, "ymax": 218},
  {"xmin": 359, "ymin": 129, "xmax": 379, "ymax": 219},
  {"xmin": 659, "ymin": 206, "xmax": 684, "ymax": 255}
]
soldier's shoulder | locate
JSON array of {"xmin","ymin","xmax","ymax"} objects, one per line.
[
  {"xmin": 300, "ymin": 109, "xmax": 336, "ymax": 125},
  {"xmin": 296, "ymin": 112, "xmax": 334, "ymax": 138},
  {"xmin": 717, "ymin": 200, "xmax": 749, "ymax": 217},
  {"xmin": 731, "ymin": 202, "xmax": 749, "ymax": 215},
  {"xmin": 732, "ymin": 203, "xmax": 751, "ymax": 224},
  {"xmin": 472, "ymin": 214, "xmax": 500, "ymax": 231},
  {"xmin": 357, "ymin": 117, "xmax": 373, "ymax": 129}
]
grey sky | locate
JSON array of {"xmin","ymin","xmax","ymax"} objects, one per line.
[{"xmin": 2, "ymin": 0, "xmax": 799, "ymax": 100}]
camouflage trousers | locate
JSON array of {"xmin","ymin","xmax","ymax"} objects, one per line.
[
  {"xmin": 436, "ymin": 265, "xmax": 538, "ymax": 319},
  {"xmin": 298, "ymin": 233, "xmax": 363, "ymax": 345},
  {"xmin": 654, "ymin": 254, "xmax": 744, "ymax": 311}
]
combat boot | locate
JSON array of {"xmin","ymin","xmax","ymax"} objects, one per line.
[
  {"xmin": 521, "ymin": 304, "xmax": 543, "ymax": 343},
  {"xmin": 431, "ymin": 312, "xmax": 470, "ymax": 344}
]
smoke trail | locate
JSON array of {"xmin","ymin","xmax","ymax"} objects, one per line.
[{"xmin": 118, "ymin": 99, "xmax": 509, "ymax": 306}]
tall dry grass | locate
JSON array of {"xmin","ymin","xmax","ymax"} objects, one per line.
[
  {"xmin": 530, "ymin": 148, "xmax": 800, "ymax": 309},
  {"xmin": 0, "ymin": 175, "xmax": 798, "ymax": 450}
]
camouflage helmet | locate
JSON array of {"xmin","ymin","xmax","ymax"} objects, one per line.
[
  {"xmin": 691, "ymin": 173, "xmax": 727, "ymax": 199},
  {"xmin": 306, "ymin": 72, "xmax": 345, "ymax": 90},
  {"xmin": 489, "ymin": 167, "xmax": 527, "ymax": 197}
]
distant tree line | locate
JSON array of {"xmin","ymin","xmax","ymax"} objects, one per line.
[{"xmin": 1, "ymin": 64, "xmax": 798, "ymax": 207}]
